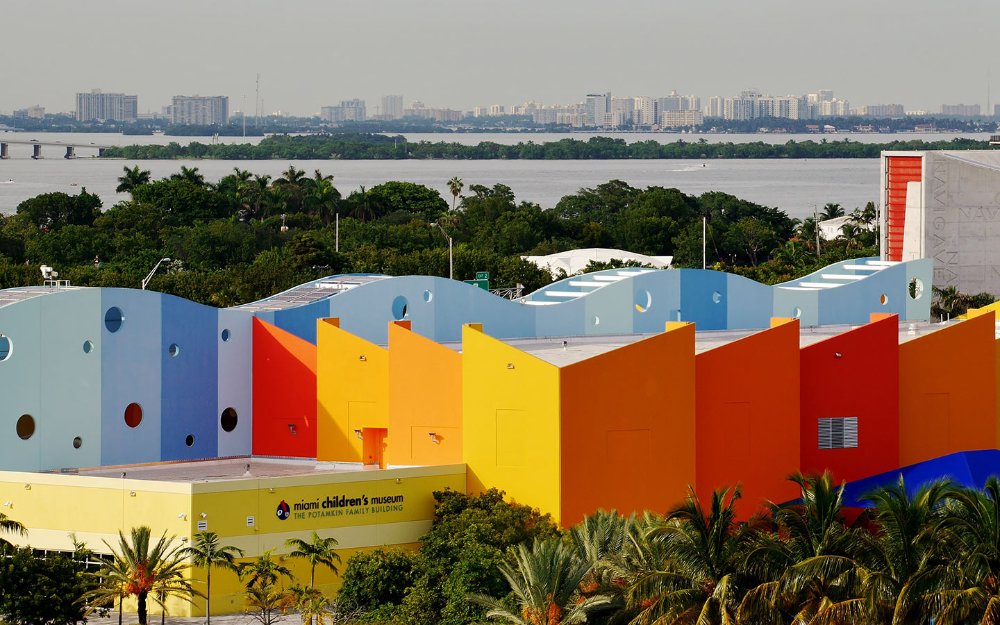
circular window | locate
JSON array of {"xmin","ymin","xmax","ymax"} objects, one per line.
[
  {"xmin": 0, "ymin": 334, "xmax": 11, "ymax": 362},
  {"xmin": 104, "ymin": 307, "xmax": 124, "ymax": 333},
  {"xmin": 712, "ymin": 291, "xmax": 722, "ymax": 304},
  {"xmin": 83, "ymin": 340, "xmax": 94, "ymax": 354},
  {"xmin": 16, "ymin": 415, "xmax": 34, "ymax": 440},
  {"xmin": 221, "ymin": 329, "xmax": 231, "ymax": 342},
  {"xmin": 221, "ymin": 407, "xmax": 238, "ymax": 432},
  {"xmin": 880, "ymin": 293, "xmax": 888, "ymax": 306},
  {"xmin": 168, "ymin": 343, "xmax": 181, "ymax": 358},
  {"xmin": 391, "ymin": 295, "xmax": 409, "ymax": 320},
  {"xmin": 909, "ymin": 278, "xmax": 924, "ymax": 300},
  {"xmin": 72, "ymin": 437, "xmax": 82, "ymax": 449},
  {"xmin": 423, "ymin": 290, "xmax": 433, "ymax": 303},
  {"xmin": 793, "ymin": 307, "xmax": 802, "ymax": 319},
  {"xmin": 634, "ymin": 290, "xmax": 652, "ymax": 313},
  {"xmin": 593, "ymin": 315, "xmax": 600, "ymax": 326},
  {"xmin": 124, "ymin": 403, "xmax": 143, "ymax": 428},
  {"xmin": 185, "ymin": 434, "xmax": 195, "ymax": 447}
]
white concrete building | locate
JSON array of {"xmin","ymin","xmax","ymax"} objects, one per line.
[
  {"xmin": 75, "ymin": 90, "xmax": 138, "ymax": 122},
  {"xmin": 169, "ymin": 95, "xmax": 229, "ymax": 126},
  {"xmin": 881, "ymin": 150, "xmax": 1000, "ymax": 295}
]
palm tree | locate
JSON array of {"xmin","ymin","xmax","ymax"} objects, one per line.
[
  {"xmin": 0, "ymin": 511, "xmax": 25, "ymax": 546},
  {"xmin": 470, "ymin": 537, "xmax": 611, "ymax": 625},
  {"xmin": 627, "ymin": 486, "xmax": 747, "ymax": 625},
  {"xmin": 246, "ymin": 583, "xmax": 295, "ymax": 625},
  {"xmin": 170, "ymin": 166, "xmax": 205, "ymax": 186},
  {"xmin": 819, "ymin": 203, "xmax": 845, "ymax": 221},
  {"xmin": 275, "ymin": 166, "xmax": 308, "ymax": 213},
  {"xmin": 86, "ymin": 550, "xmax": 132, "ymax": 625},
  {"xmin": 89, "ymin": 526, "xmax": 191, "ymax": 625},
  {"xmin": 285, "ymin": 531, "xmax": 341, "ymax": 589},
  {"xmin": 239, "ymin": 550, "xmax": 293, "ymax": 590},
  {"xmin": 116, "ymin": 165, "xmax": 151, "ymax": 195},
  {"xmin": 904, "ymin": 477, "xmax": 1000, "ymax": 625},
  {"xmin": 447, "ymin": 176, "xmax": 464, "ymax": 210},
  {"xmin": 306, "ymin": 173, "xmax": 341, "ymax": 226},
  {"xmin": 181, "ymin": 531, "xmax": 244, "ymax": 625},
  {"xmin": 152, "ymin": 550, "xmax": 200, "ymax": 625},
  {"xmin": 289, "ymin": 585, "xmax": 334, "ymax": 625}
]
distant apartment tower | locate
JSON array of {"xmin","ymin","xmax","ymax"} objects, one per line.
[
  {"xmin": 610, "ymin": 97, "xmax": 635, "ymax": 128},
  {"xmin": 585, "ymin": 93, "xmax": 611, "ymax": 127},
  {"xmin": 381, "ymin": 95, "xmax": 403, "ymax": 120},
  {"xmin": 705, "ymin": 96, "xmax": 724, "ymax": 118},
  {"xmin": 941, "ymin": 103, "xmax": 981, "ymax": 117},
  {"xmin": 661, "ymin": 110, "xmax": 703, "ymax": 128},
  {"xmin": 169, "ymin": 95, "xmax": 229, "ymax": 126},
  {"xmin": 863, "ymin": 104, "xmax": 905, "ymax": 118},
  {"xmin": 13, "ymin": 105, "xmax": 45, "ymax": 119},
  {"xmin": 657, "ymin": 92, "xmax": 700, "ymax": 113},
  {"xmin": 321, "ymin": 99, "xmax": 366, "ymax": 123},
  {"xmin": 75, "ymin": 90, "xmax": 138, "ymax": 122},
  {"xmin": 488, "ymin": 104, "xmax": 506, "ymax": 116},
  {"xmin": 633, "ymin": 96, "xmax": 657, "ymax": 126}
]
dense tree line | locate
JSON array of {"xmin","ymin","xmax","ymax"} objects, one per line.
[
  {"xmin": 0, "ymin": 166, "xmax": 882, "ymax": 307},
  {"xmin": 100, "ymin": 134, "xmax": 993, "ymax": 161}
]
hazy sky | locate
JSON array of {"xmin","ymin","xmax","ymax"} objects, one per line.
[{"xmin": 2, "ymin": 0, "xmax": 996, "ymax": 116}]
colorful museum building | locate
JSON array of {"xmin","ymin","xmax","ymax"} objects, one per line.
[{"xmin": 4, "ymin": 254, "xmax": 1000, "ymax": 615}]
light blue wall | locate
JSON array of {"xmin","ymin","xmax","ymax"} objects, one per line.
[
  {"xmin": 39, "ymin": 289, "xmax": 102, "ymax": 469},
  {"xmin": 726, "ymin": 274, "xmax": 772, "ymax": 329},
  {"xmin": 217, "ymin": 309, "xmax": 253, "ymax": 457},
  {"xmin": 0, "ymin": 298, "xmax": 43, "ymax": 471},
  {"xmin": 679, "ymin": 270, "xmax": 728, "ymax": 330}
]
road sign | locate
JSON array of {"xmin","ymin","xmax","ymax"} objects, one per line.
[
  {"xmin": 464, "ymin": 279, "xmax": 489, "ymax": 291},
  {"xmin": 475, "ymin": 271, "xmax": 490, "ymax": 281}
]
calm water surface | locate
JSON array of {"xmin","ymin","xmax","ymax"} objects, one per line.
[{"xmin": 0, "ymin": 130, "xmax": 949, "ymax": 218}]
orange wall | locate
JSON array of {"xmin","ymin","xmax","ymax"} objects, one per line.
[
  {"xmin": 898, "ymin": 312, "xmax": 997, "ymax": 465},
  {"xmin": 386, "ymin": 322, "xmax": 463, "ymax": 466},
  {"xmin": 800, "ymin": 314, "xmax": 899, "ymax": 482},
  {"xmin": 251, "ymin": 319, "xmax": 317, "ymax": 457},
  {"xmin": 559, "ymin": 322, "xmax": 696, "ymax": 526},
  {"xmin": 696, "ymin": 319, "xmax": 801, "ymax": 517},
  {"xmin": 316, "ymin": 318, "xmax": 389, "ymax": 463}
]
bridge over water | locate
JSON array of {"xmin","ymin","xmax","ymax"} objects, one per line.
[{"xmin": 0, "ymin": 139, "xmax": 112, "ymax": 159}]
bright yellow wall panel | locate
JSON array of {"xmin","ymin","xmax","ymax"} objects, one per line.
[
  {"xmin": 316, "ymin": 318, "xmax": 389, "ymax": 462},
  {"xmin": 461, "ymin": 324, "xmax": 562, "ymax": 522}
]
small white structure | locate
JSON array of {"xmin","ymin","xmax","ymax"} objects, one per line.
[{"xmin": 523, "ymin": 248, "xmax": 672, "ymax": 277}]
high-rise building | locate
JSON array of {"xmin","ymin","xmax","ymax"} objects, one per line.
[
  {"xmin": 585, "ymin": 93, "xmax": 611, "ymax": 127},
  {"xmin": 13, "ymin": 105, "xmax": 45, "ymax": 119},
  {"xmin": 941, "ymin": 103, "xmax": 981, "ymax": 117},
  {"xmin": 75, "ymin": 90, "xmax": 138, "ymax": 122},
  {"xmin": 169, "ymin": 95, "xmax": 229, "ymax": 126},
  {"xmin": 488, "ymin": 104, "xmax": 506, "ymax": 116},
  {"xmin": 381, "ymin": 95, "xmax": 403, "ymax": 120},
  {"xmin": 321, "ymin": 99, "xmax": 367, "ymax": 122},
  {"xmin": 661, "ymin": 110, "xmax": 703, "ymax": 128},
  {"xmin": 634, "ymin": 96, "xmax": 658, "ymax": 127},
  {"xmin": 610, "ymin": 97, "xmax": 635, "ymax": 128},
  {"xmin": 863, "ymin": 104, "xmax": 905, "ymax": 118},
  {"xmin": 705, "ymin": 96, "xmax": 724, "ymax": 119}
]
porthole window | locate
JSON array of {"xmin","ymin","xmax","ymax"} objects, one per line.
[
  {"xmin": 391, "ymin": 296, "xmax": 409, "ymax": 320},
  {"xmin": 0, "ymin": 334, "xmax": 11, "ymax": 361},
  {"xmin": 124, "ymin": 403, "xmax": 143, "ymax": 428},
  {"xmin": 423, "ymin": 290, "xmax": 433, "ymax": 303},
  {"xmin": 72, "ymin": 437, "xmax": 82, "ymax": 449},
  {"xmin": 168, "ymin": 343, "xmax": 181, "ymax": 358},
  {"xmin": 221, "ymin": 407, "xmax": 238, "ymax": 432},
  {"xmin": 16, "ymin": 415, "xmax": 34, "ymax": 440},
  {"xmin": 634, "ymin": 290, "xmax": 652, "ymax": 313},
  {"xmin": 185, "ymin": 434, "xmax": 195, "ymax": 447},
  {"xmin": 104, "ymin": 307, "xmax": 124, "ymax": 333},
  {"xmin": 83, "ymin": 340, "xmax": 94, "ymax": 354},
  {"xmin": 221, "ymin": 329, "xmax": 231, "ymax": 342}
]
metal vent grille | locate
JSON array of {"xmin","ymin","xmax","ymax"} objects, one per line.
[{"xmin": 818, "ymin": 417, "xmax": 858, "ymax": 449}]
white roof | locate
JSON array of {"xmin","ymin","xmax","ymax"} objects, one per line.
[{"xmin": 523, "ymin": 248, "xmax": 672, "ymax": 276}]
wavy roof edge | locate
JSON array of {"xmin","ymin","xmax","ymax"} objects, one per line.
[{"xmin": 232, "ymin": 273, "xmax": 389, "ymax": 312}]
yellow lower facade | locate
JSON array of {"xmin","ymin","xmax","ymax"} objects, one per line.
[{"xmin": 0, "ymin": 464, "xmax": 466, "ymax": 617}]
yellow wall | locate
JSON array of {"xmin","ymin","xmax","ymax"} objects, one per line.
[
  {"xmin": 461, "ymin": 324, "xmax": 562, "ymax": 521},
  {"xmin": 387, "ymin": 322, "xmax": 463, "ymax": 466},
  {"xmin": 316, "ymin": 318, "xmax": 390, "ymax": 463},
  {"xmin": 0, "ymin": 464, "xmax": 465, "ymax": 617}
]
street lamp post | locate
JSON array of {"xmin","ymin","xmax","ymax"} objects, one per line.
[
  {"xmin": 142, "ymin": 258, "xmax": 171, "ymax": 290},
  {"xmin": 430, "ymin": 222, "xmax": 453, "ymax": 280}
]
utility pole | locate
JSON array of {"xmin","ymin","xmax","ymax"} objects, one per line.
[{"xmin": 814, "ymin": 205, "xmax": 821, "ymax": 257}]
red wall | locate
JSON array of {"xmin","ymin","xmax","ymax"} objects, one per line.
[
  {"xmin": 885, "ymin": 156, "xmax": 922, "ymax": 262},
  {"xmin": 252, "ymin": 318, "xmax": 317, "ymax": 457},
  {"xmin": 696, "ymin": 320, "xmax": 801, "ymax": 517},
  {"xmin": 800, "ymin": 314, "xmax": 899, "ymax": 482}
]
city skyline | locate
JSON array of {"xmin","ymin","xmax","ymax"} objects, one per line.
[{"xmin": 1, "ymin": 0, "xmax": 996, "ymax": 116}]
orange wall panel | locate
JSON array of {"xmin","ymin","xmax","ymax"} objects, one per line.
[
  {"xmin": 696, "ymin": 320, "xmax": 801, "ymax": 517},
  {"xmin": 800, "ymin": 314, "xmax": 899, "ymax": 482},
  {"xmin": 560, "ymin": 322, "xmax": 696, "ymax": 526},
  {"xmin": 387, "ymin": 323, "xmax": 463, "ymax": 466},
  {"xmin": 899, "ymin": 313, "xmax": 997, "ymax": 465},
  {"xmin": 251, "ymin": 319, "xmax": 317, "ymax": 457}
]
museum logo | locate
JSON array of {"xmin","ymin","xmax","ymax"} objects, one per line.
[{"xmin": 276, "ymin": 500, "xmax": 291, "ymax": 521}]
